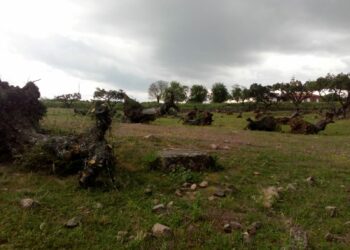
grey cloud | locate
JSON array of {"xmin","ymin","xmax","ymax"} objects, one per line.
[
  {"xmin": 8, "ymin": 0, "xmax": 350, "ymax": 94},
  {"xmin": 80, "ymin": 0, "xmax": 350, "ymax": 78},
  {"xmin": 12, "ymin": 35, "xmax": 150, "ymax": 91}
]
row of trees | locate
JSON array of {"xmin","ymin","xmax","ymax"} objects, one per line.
[{"xmin": 148, "ymin": 73, "xmax": 350, "ymax": 116}]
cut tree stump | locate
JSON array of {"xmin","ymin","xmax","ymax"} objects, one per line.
[{"xmin": 150, "ymin": 149, "xmax": 216, "ymax": 172}]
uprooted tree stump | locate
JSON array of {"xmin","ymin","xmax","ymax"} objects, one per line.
[
  {"xmin": 289, "ymin": 117, "xmax": 334, "ymax": 135},
  {"xmin": 183, "ymin": 109, "xmax": 213, "ymax": 125},
  {"xmin": 246, "ymin": 116, "xmax": 280, "ymax": 132},
  {"xmin": 149, "ymin": 150, "xmax": 219, "ymax": 172},
  {"xmin": 0, "ymin": 80, "xmax": 46, "ymax": 161},
  {"xmin": 1, "ymin": 80, "xmax": 116, "ymax": 188}
]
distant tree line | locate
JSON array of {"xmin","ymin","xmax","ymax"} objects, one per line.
[{"xmin": 148, "ymin": 73, "xmax": 350, "ymax": 117}]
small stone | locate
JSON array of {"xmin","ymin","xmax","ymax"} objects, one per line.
[
  {"xmin": 247, "ymin": 221, "xmax": 262, "ymax": 236},
  {"xmin": 152, "ymin": 204, "xmax": 165, "ymax": 213},
  {"xmin": 190, "ymin": 184, "xmax": 197, "ymax": 191},
  {"xmin": 153, "ymin": 199, "xmax": 160, "ymax": 205},
  {"xmin": 152, "ymin": 223, "xmax": 173, "ymax": 238},
  {"xmin": 262, "ymin": 186, "xmax": 280, "ymax": 208},
  {"xmin": 210, "ymin": 144, "xmax": 219, "ymax": 150},
  {"xmin": 324, "ymin": 232, "xmax": 346, "ymax": 242},
  {"xmin": 208, "ymin": 196, "xmax": 215, "ymax": 201},
  {"xmin": 175, "ymin": 189, "xmax": 182, "ymax": 197},
  {"xmin": 223, "ymin": 223, "xmax": 232, "ymax": 233},
  {"xmin": 214, "ymin": 190, "xmax": 226, "ymax": 198},
  {"xmin": 290, "ymin": 226, "xmax": 309, "ymax": 249},
  {"xmin": 182, "ymin": 182, "xmax": 191, "ymax": 188},
  {"xmin": 94, "ymin": 202, "xmax": 103, "ymax": 209},
  {"xmin": 144, "ymin": 134, "xmax": 155, "ymax": 139},
  {"xmin": 167, "ymin": 201, "xmax": 174, "ymax": 208},
  {"xmin": 325, "ymin": 206, "xmax": 337, "ymax": 217},
  {"xmin": 230, "ymin": 221, "xmax": 243, "ymax": 230},
  {"xmin": 20, "ymin": 198, "xmax": 39, "ymax": 209},
  {"xmin": 144, "ymin": 188, "xmax": 152, "ymax": 195},
  {"xmin": 224, "ymin": 140, "xmax": 230, "ymax": 143},
  {"xmin": 65, "ymin": 216, "xmax": 81, "ymax": 228},
  {"xmin": 39, "ymin": 222, "xmax": 46, "ymax": 231},
  {"xmin": 253, "ymin": 171, "xmax": 260, "ymax": 176},
  {"xmin": 306, "ymin": 176, "xmax": 315, "ymax": 185},
  {"xmin": 286, "ymin": 184, "xmax": 296, "ymax": 191},
  {"xmin": 117, "ymin": 231, "xmax": 129, "ymax": 242},
  {"xmin": 344, "ymin": 221, "xmax": 350, "ymax": 226},
  {"xmin": 243, "ymin": 232, "xmax": 251, "ymax": 243},
  {"xmin": 199, "ymin": 181, "xmax": 208, "ymax": 188},
  {"xmin": 222, "ymin": 145, "xmax": 230, "ymax": 150}
]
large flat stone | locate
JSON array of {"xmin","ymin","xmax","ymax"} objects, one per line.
[{"xmin": 150, "ymin": 149, "xmax": 216, "ymax": 172}]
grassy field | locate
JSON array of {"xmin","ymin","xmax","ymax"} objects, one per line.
[{"xmin": 1, "ymin": 108, "xmax": 350, "ymax": 249}]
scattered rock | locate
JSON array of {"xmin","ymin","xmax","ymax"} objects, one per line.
[
  {"xmin": 223, "ymin": 223, "xmax": 232, "ymax": 233},
  {"xmin": 222, "ymin": 145, "xmax": 230, "ymax": 150},
  {"xmin": 65, "ymin": 216, "xmax": 81, "ymax": 228},
  {"xmin": 290, "ymin": 226, "xmax": 309, "ymax": 249},
  {"xmin": 144, "ymin": 188, "xmax": 152, "ymax": 195},
  {"xmin": 175, "ymin": 189, "xmax": 182, "ymax": 197},
  {"xmin": 153, "ymin": 199, "xmax": 160, "ymax": 205},
  {"xmin": 213, "ymin": 190, "xmax": 226, "ymax": 198},
  {"xmin": 230, "ymin": 221, "xmax": 243, "ymax": 230},
  {"xmin": 166, "ymin": 201, "xmax": 174, "ymax": 208},
  {"xmin": 253, "ymin": 171, "xmax": 260, "ymax": 176},
  {"xmin": 190, "ymin": 184, "xmax": 197, "ymax": 191},
  {"xmin": 306, "ymin": 176, "xmax": 315, "ymax": 185},
  {"xmin": 210, "ymin": 144, "xmax": 219, "ymax": 150},
  {"xmin": 20, "ymin": 198, "xmax": 39, "ymax": 209},
  {"xmin": 344, "ymin": 221, "xmax": 350, "ymax": 226},
  {"xmin": 150, "ymin": 150, "xmax": 217, "ymax": 172},
  {"xmin": 152, "ymin": 204, "xmax": 166, "ymax": 213},
  {"xmin": 262, "ymin": 186, "xmax": 280, "ymax": 208},
  {"xmin": 182, "ymin": 182, "xmax": 191, "ymax": 188},
  {"xmin": 39, "ymin": 222, "xmax": 46, "ymax": 231},
  {"xmin": 94, "ymin": 202, "xmax": 103, "ymax": 209},
  {"xmin": 286, "ymin": 183, "xmax": 296, "ymax": 191},
  {"xmin": 247, "ymin": 221, "xmax": 262, "ymax": 236},
  {"xmin": 199, "ymin": 181, "xmax": 208, "ymax": 188},
  {"xmin": 144, "ymin": 134, "xmax": 156, "ymax": 139},
  {"xmin": 242, "ymin": 231, "xmax": 251, "ymax": 243},
  {"xmin": 152, "ymin": 223, "xmax": 173, "ymax": 238},
  {"xmin": 325, "ymin": 232, "xmax": 346, "ymax": 242},
  {"xmin": 117, "ymin": 231, "xmax": 129, "ymax": 242},
  {"xmin": 325, "ymin": 206, "xmax": 337, "ymax": 217},
  {"xmin": 208, "ymin": 196, "xmax": 215, "ymax": 201}
]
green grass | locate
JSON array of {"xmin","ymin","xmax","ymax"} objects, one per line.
[{"xmin": 1, "ymin": 108, "xmax": 350, "ymax": 249}]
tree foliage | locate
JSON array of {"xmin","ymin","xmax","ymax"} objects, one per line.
[
  {"xmin": 211, "ymin": 83, "xmax": 229, "ymax": 103},
  {"xmin": 164, "ymin": 81, "xmax": 189, "ymax": 103},
  {"xmin": 55, "ymin": 93, "xmax": 81, "ymax": 108},
  {"xmin": 188, "ymin": 85, "xmax": 208, "ymax": 103}
]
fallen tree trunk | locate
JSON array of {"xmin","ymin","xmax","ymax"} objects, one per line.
[{"xmin": 1, "ymin": 80, "xmax": 116, "ymax": 188}]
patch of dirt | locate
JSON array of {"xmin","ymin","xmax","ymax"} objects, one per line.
[
  {"xmin": 114, "ymin": 123, "xmax": 256, "ymax": 149},
  {"xmin": 205, "ymin": 207, "xmax": 245, "ymax": 231}
]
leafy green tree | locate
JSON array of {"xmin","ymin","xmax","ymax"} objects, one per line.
[
  {"xmin": 231, "ymin": 84, "xmax": 242, "ymax": 103},
  {"xmin": 211, "ymin": 83, "xmax": 229, "ymax": 103},
  {"xmin": 325, "ymin": 73, "xmax": 350, "ymax": 117},
  {"xmin": 93, "ymin": 88, "xmax": 124, "ymax": 104},
  {"xmin": 55, "ymin": 93, "xmax": 81, "ymax": 108},
  {"xmin": 188, "ymin": 85, "xmax": 208, "ymax": 103},
  {"xmin": 164, "ymin": 81, "xmax": 189, "ymax": 103},
  {"xmin": 280, "ymin": 78, "xmax": 312, "ymax": 109},
  {"xmin": 249, "ymin": 83, "xmax": 276, "ymax": 110},
  {"xmin": 148, "ymin": 80, "xmax": 168, "ymax": 103}
]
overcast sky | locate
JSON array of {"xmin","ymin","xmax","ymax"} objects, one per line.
[{"xmin": 1, "ymin": 0, "xmax": 350, "ymax": 101}]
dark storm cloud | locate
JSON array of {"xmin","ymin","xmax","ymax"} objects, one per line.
[
  {"xmin": 10, "ymin": 0, "xmax": 350, "ymax": 91},
  {"xmin": 80, "ymin": 0, "xmax": 350, "ymax": 78}
]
